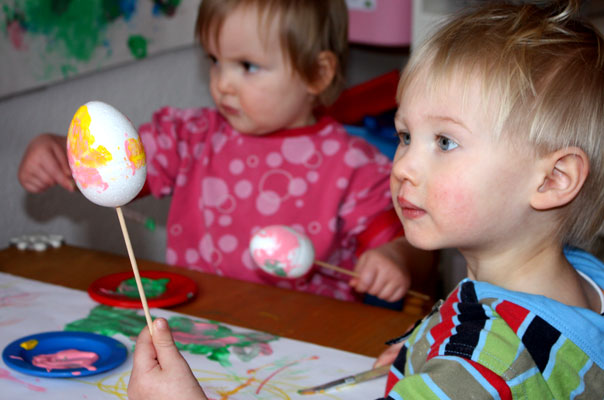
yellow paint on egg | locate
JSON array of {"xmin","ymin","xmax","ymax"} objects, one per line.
[
  {"xmin": 125, "ymin": 137, "xmax": 146, "ymax": 174},
  {"xmin": 67, "ymin": 105, "xmax": 113, "ymax": 168}
]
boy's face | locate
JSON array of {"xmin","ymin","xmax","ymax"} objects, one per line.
[
  {"xmin": 205, "ymin": 6, "xmax": 316, "ymax": 135},
  {"xmin": 391, "ymin": 71, "xmax": 538, "ymax": 253}
]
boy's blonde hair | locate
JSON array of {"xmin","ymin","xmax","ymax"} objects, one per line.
[
  {"xmin": 398, "ymin": 1, "xmax": 604, "ymax": 249},
  {"xmin": 195, "ymin": 0, "xmax": 348, "ymax": 106}
]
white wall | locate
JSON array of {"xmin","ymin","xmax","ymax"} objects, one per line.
[{"xmin": 1, "ymin": 44, "xmax": 408, "ymax": 264}]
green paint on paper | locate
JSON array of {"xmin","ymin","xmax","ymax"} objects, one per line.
[
  {"xmin": 127, "ymin": 34, "xmax": 147, "ymax": 59},
  {"xmin": 65, "ymin": 305, "xmax": 278, "ymax": 366},
  {"xmin": 65, "ymin": 305, "xmax": 148, "ymax": 338},
  {"xmin": 116, "ymin": 277, "xmax": 169, "ymax": 298}
]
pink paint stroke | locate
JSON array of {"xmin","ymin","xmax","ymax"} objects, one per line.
[{"xmin": 0, "ymin": 368, "xmax": 46, "ymax": 392}]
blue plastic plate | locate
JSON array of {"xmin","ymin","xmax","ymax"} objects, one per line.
[{"xmin": 2, "ymin": 331, "xmax": 127, "ymax": 378}]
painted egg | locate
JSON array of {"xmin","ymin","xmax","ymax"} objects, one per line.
[
  {"xmin": 249, "ymin": 225, "xmax": 315, "ymax": 278},
  {"xmin": 67, "ymin": 101, "xmax": 146, "ymax": 207}
]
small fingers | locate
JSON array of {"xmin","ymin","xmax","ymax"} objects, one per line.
[
  {"xmin": 373, "ymin": 342, "xmax": 404, "ymax": 368},
  {"xmin": 150, "ymin": 318, "xmax": 186, "ymax": 370},
  {"xmin": 51, "ymin": 143, "xmax": 75, "ymax": 191},
  {"xmin": 132, "ymin": 325, "xmax": 158, "ymax": 373}
]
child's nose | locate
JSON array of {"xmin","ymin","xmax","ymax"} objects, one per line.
[
  {"xmin": 216, "ymin": 68, "xmax": 235, "ymax": 94},
  {"xmin": 392, "ymin": 147, "xmax": 419, "ymax": 186}
]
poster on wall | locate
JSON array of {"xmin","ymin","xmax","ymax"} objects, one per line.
[{"xmin": 0, "ymin": 0, "xmax": 201, "ymax": 99}]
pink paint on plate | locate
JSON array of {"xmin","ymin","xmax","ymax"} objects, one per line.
[{"xmin": 32, "ymin": 349, "xmax": 98, "ymax": 373}]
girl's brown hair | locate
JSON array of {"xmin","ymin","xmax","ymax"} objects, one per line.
[{"xmin": 195, "ymin": 0, "xmax": 348, "ymax": 106}]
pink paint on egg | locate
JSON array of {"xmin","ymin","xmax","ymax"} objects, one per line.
[{"xmin": 249, "ymin": 225, "xmax": 315, "ymax": 278}]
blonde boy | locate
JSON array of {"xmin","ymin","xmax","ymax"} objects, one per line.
[{"xmin": 381, "ymin": 1, "xmax": 604, "ymax": 398}]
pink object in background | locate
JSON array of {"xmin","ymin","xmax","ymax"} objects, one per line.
[{"xmin": 347, "ymin": 0, "xmax": 412, "ymax": 46}]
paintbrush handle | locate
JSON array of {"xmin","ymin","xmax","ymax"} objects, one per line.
[
  {"xmin": 353, "ymin": 364, "xmax": 391, "ymax": 382},
  {"xmin": 116, "ymin": 206, "xmax": 154, "ymax": 336}
]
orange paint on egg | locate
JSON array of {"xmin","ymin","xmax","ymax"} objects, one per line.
[
  {"xmin": 124, "ymin": 137, "xmax": 146, "ymax": 175},
  {"xmin": 67, "ymin": 105, "xmax": 112, "ymax": 190}
]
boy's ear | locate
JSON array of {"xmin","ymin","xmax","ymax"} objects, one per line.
[
  {"xmin": 307, "ymin": 51, "xmax": 337, "ymax": 96},
  {"xmin": 530, "ymin": 147, "xmax": 589, "ymax": 210}
]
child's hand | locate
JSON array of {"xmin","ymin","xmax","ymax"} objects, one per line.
[
  {"xmin": 373, "ymin": 342, "xmax": 404, "ymax": 368},
  {"xmin": 128, "ymin": 318, "xmax": 207, "ymax": 400},
  {"xmin": 18, "ymin": 133, "xmax": 75, "ymax": 193},
  {"xmin": 350, "ymin": 239, "xmax": 412, "ymax": 302}
]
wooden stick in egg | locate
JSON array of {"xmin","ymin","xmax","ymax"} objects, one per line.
[
  {"xmin": 250, "ymin": 226, "xmax": 430, "ymax": 302},
  {"xmin": 116, "ymin": 206, "xmax": 154, "ymax": 335},
  {"xmin": 66, "ymin": 101, "xmax": 153, "ymax": 335}
]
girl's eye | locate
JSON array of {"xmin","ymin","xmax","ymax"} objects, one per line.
[
  {"xmin": 242, "ymin": 61, "xmax": 259, "ymax": 73},
  {"xmin": 437, "ymin": 135, "xmax": 458, "ymax": 151},
  {"xmin": 398, "ymin": 131, "xmax": 411, "ymax": 145},
  {"xmin": 207, "ymin": 54, "xmax": 217, "ymax": 64}
]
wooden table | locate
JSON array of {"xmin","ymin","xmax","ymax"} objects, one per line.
[{"xmin": 0, "ymin": 245, "xmax": 431, "ymax": 358}]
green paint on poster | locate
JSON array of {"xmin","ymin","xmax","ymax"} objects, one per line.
[
  {"xmin": 127, "ymin": 34, "xmax": 147, "ymax": 59},
  {"xmin": 152, "ymin": 0, "xmax": 181, "ymax": 17},
  {"xmin": 19, "ymin": 0, "xmax": 106, "ymax": 61},
  {"xmin": 65, "ymin": 305, "xmax": 278, "ymax": 366},
  {"xmin": 60, "ymin": 63, "xmax": 77, "ymax": 78},
  {"xmin": 4, "ymin": 0, "xmax": 140, "ymax": 61}
]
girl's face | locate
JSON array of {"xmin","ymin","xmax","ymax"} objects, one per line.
[
  {"xmin": 390, "ymin": 71, "xmax": 538, "ymax": 254},
  {"xmin": 205, "ymin": 6, "xmax": 316, "ymax": 135}
]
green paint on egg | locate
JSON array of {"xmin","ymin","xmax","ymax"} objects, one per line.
[{"xmin": 127, "ymin": 34, "xmax": 147, "ymax": 59}]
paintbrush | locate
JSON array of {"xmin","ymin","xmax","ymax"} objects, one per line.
[{"xmin": 297, "ymin": 364, "xmax": 390, "ymax": 395}]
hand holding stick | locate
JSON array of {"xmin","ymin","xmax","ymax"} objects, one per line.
[{"xmin": 314, "ymin": 260, "xmax": 430, "ymax": 301}]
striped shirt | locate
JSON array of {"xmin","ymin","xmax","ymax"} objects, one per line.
[{"xmin": 382, "ymin": 248, "xmax": 604, "ymax": 399}]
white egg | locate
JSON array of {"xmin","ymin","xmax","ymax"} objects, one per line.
[
  {"xmin": 249, "ymin": 225, "xmax": 316, "ymax": 278},
  {"xmin": 67, "ymin": 101, "xmax": 146, "ymax": 207}
]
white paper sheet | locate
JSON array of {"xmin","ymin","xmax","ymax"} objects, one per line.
[{"xmin": 0, "ymin": 272, "xmax": 386, "ymax": 399}]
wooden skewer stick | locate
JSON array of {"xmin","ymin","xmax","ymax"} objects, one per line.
[
  {"xmin": 314, "ymin": 260, "xmax": 431, "ymax": 301},
  {"xmin": 116, "ymin": 206, "xmax": 154, "ymax": 335},
  {"xmin": 314, "ymin": 260, "xmax": 357, "ymax": 277}
]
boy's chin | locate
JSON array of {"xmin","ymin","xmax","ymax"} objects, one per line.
[{"xmin": 404, "ymin": 233, "xmax": 442, "ymax": 251}]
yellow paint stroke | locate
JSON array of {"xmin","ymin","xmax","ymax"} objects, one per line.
[
  {"xmin": 67, "ymin": 105, "xmax": 112, "ymax": 189},
  {"xmin": 124, "ymin": 137, "xmax": 146, "ymax": 175},
  {"xmin": 217, "ymin": 376, "xmax": 255, "ymax": 398},
  {"xmin": 73, "ymin": 359, "xmax": 344, "ymax": 400},
  {"xmin": 74, "ymin": 370, "xmax": 130, "ymax": 399},
  {"xmin": 19, "ymin": 339, "xmax": 38, "ymax": 350}
]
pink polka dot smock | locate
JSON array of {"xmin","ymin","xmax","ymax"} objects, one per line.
[{"xmin": 139, "ymin": 107, "xmax": 401, "ymax": 301}]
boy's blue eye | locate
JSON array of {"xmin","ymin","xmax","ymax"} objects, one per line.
[
  {"xmin": 242, "ymin": 61, "xmax": 259, "ymax": 73},
  {"xmin": 398, "ymin": 131, "xmax": 411, "ymax": 145},
  {"xmin": 437, "ymin": 135, "xmax": 458, "ymax": 151}
]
